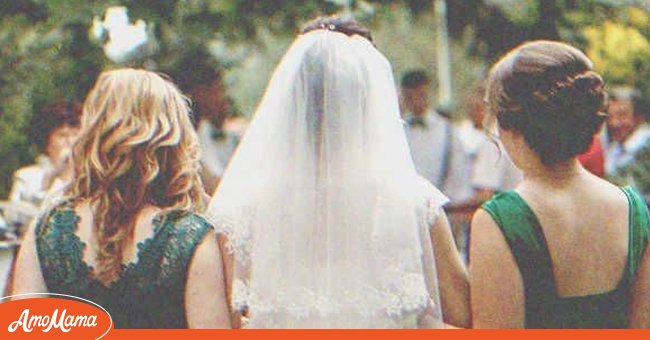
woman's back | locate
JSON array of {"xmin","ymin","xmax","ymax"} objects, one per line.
[
  {"xmin": 34, "ymin": 201, "xmax": 213, "ymax": 328},
  {"xmin": 517, "ymin": 175, "xmax": 630, "ymax": 297},
  {"xmin": 12, "ymin": 69, "xmax": 231, "ymax": 329},
  {"xmin": 480, "ymin": 172, "xmax": 650, "ymax": 327},
  {"xmin": 471, "ymin": 40, "xmax": 650, "ymax": 328}
]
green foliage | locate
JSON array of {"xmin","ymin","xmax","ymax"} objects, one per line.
[
  {"xmin": 569, "ymin": 2, "xmax": 650, "ymax": 198},
  {"xmin": 0, "ymin": 0, "xmax": 341, "ymax": 198},
  {"xmin": 0, "ymin": 1, "xmax": 107, "ymax": 197}
]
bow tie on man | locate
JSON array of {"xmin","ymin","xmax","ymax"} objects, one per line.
[{"xmin": 407, "ymin": 115, "xmax": 428, "ymax": 128}]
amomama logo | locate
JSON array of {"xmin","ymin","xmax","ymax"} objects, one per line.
[{"xmin": 0, "ymin": 293, "xmax": 113, "ymax": 339}]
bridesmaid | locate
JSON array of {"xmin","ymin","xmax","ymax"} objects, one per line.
[
  {"xmin": 12, "ymin": 69, "xmax": 231, "ymax": 328},
  {"xmin": 470, "ymin": 41, "xmax": 650, "ymax": 328}
]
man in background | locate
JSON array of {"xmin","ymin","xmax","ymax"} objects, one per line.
[{"xmin": 401, "ymin": 70, "xmax": 472, "ymax": 203}]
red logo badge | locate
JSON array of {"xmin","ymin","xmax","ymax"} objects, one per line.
[{"xmin": 0, "ymin": 294, "xmax": 113, "ymax": 339}]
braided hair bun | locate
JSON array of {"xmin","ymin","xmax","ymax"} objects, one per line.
[{"xmin": 487, "ymin": 41, "xmax": 608, "ymax": 165}]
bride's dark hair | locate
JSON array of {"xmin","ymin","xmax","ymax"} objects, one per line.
[{"xmin": 302, "ymin": 16, "xmax": 373, "ymax": 44}]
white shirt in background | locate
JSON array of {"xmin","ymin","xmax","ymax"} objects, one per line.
[
  {"xmin": 471, "ymin": 139, "xmax": 522, "ymax": 192},
  {"xmin": 6, "ymin": 155, "xmax": 54, "ymax": 233},
  {"xmin": 197, "ymin": 120, "xmax": 240, "ymax": 179},
  {"xmin": 604, "ymin": 123, "xmax": 650, "ymax": 176},
  {"xmin": 8, "ymin": 155, "xmax": 53, "ymax": 206},
  {"xmin": 456, "ymin": 119, "xmax": 486, "ymax": 159},
  {"xmin": 404, "ymin": 110, "xmax": 473, "ymax": 203}
]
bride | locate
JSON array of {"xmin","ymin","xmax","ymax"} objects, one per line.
[{"xmin": 206, "ymin": 16, "xmax": 469, "ymax": 328}]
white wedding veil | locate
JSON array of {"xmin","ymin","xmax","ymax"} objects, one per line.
[{"xmin": 206, "ymin": 29, "xmax": 448, "ymax": 328}]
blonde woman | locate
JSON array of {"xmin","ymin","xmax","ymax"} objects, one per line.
[{"xmin": 12, "ymin": 69, "xmax": 231, "ymax": 329}]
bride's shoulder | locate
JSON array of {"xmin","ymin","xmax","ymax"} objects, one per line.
[
  {"xmin": 415, "ymin": 177, "xmax": 449, "ymax": 227},
  {"xmin": 416, "ymin": 177, "xmax": 448, "ymax": 205}
]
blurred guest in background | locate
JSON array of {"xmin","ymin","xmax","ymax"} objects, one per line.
[
  {"xmin": 458, "ymin": 83, "xmax": 522, "ymax": 202},
  {"xmin": 6, "ymin": 102, "xmax": 81, "ymax": 235},
  {"xmin": 604, "ymin": 87, "xmax": 650, "ymax": 177},
  {"xmin": 470, "ymin": 139, "xmax": 522, "ymax": 204},
  {"xmin": 457, "ymin": 83, "xmax": 489, "ymax": 161},
  {"xmin": 171, "ymin": 51, "xmax": 240, "ymax": 195},
  {"xmin": 401, "ymin": 70, "xmax": 472, "ymax": 203},
  {"xmin": 0, "ymin": 212, "xmax": 15, "ymax": 296},
  {"xmin": 451, "ymin": 84, "xmax": 522, "ymax": 259}
]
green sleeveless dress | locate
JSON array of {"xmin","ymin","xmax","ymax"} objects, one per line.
[
  {"xmin": 34, "ymin": 201, "xmax": 213, "ymax": 329},
  {"xmin": 481, "ymin": 187, "xmax": 650, "ymax": 328}
]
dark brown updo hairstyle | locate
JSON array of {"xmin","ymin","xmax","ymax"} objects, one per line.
[
  {"xmin": 486, "ymin": 40, "xmax": 608, "ymax": 166},
  {"xmin": 302, "ymin": 15, "xmax": 373, "ymax": 44}
]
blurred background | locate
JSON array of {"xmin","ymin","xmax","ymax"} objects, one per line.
[{"xmin": 0, "ymin": 0, "xmax": 648, "ymax": 198}]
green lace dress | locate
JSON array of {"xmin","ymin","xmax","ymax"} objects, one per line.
[
  {"xmin": 34, "ymin": 202, "xmax": 213, "ymax": 329},
  {"xmin": 481, "ymin": 187, "xmax": 650, "ymax": 328}
]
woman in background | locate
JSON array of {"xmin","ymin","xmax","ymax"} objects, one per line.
[
  {"xmin": 470, "ymin": 41, "xmax": 650, "ymax": 328},
  {"xmin": 12, "ymin": 69, "xmax": 231, "ymax": 328},
  {"xmin": 6, "ymin": 102, "xmax": 81, "ymax": 235}
]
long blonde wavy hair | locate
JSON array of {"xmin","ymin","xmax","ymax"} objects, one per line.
[{"xmin": 69, "ymin": 68, "xmax": 206, "ymax": 284}]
